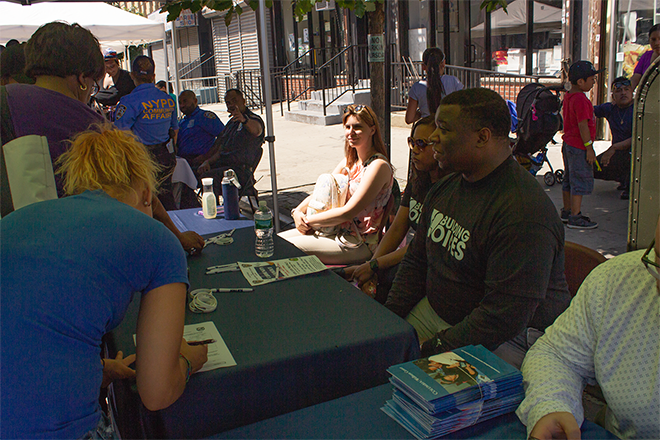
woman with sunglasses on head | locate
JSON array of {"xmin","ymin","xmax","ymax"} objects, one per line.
[
  {"xmin": 344, "ymin": 116, "xmax": 447, "ymax": 303},
  {"xmin": 405, "ymin": 47, "xmax": 463, "ymax": 124},
  {"xmin": 281, "ymin": 104, "xmax": 394, "ymax": 265},
  {"xmin": 631, "ymin": 24, "xmax": 660, "ymax": 90}
]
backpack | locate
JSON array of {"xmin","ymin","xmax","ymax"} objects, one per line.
[{"xmin": 514, "ymin": 83, "xmax": 563, "ymax": 155}]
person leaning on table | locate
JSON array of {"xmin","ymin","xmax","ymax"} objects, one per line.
[
  {"xmin": 0, "ymin": 124, "xmax": 208, "ymax": 439},
  {"xmin": 516, "ymin": 216, "xmax": 660, "ymax": 440}
]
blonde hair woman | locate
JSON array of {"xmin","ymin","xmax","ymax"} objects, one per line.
[
  {"xmin": 280, "ymin": 105, "xmax": 394, "ymax": 265},
  {"xmin": 1, "ymin": 124, "xmax": 207, "ymax": 439}
]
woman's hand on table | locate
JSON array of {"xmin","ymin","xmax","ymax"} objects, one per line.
[
  {"xmin": 529, "ymin": 412, "xmax": 581, "ymax": 440},
  {"xmin": 101, "ymin": 351, "xmax": 136, "ymax": 388},
  {"xmin": 178, "ymin": 231, "xmax": 205, "ymax": 255},
  {"xmin": 180, "ymin": 339, "xmax": 208, "ymax": 374},
  {"xmin": 292, "ymin": 210, "xmax": 313, "ymax": 235}
]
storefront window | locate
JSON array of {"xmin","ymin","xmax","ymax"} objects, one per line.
[
  {"xmin": 477, "ymin": 0, "xmax": 562, "ymax": 75},
  {"xmin": 616, "ymin": 0, "xmax": 659, "ymax": 78}
]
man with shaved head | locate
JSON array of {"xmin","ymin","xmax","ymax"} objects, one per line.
[{"xmin": 177, "ymin": 90, "xmax": 224, "ymax": 167}]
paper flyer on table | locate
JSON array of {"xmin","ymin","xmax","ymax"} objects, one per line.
[
  {"xmin": 133, "ymin": 321, "xmax": 236, "ymax": 373},
  {"xmin": 183, "ymin": 321, "xmax": 236, "ymax": 372},
  {"xmin": 238, "ymin": 255, "xmax": 327, "ymax": 286}
]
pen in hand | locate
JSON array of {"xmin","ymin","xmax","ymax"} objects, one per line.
[{"xmin": 188, "ymin": 339, "xmax": 216, "ymax": 346}]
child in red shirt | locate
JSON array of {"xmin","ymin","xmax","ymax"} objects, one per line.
[{"xmin": 561, "ymin": 61, "xmax": 602, "ymax": 229}]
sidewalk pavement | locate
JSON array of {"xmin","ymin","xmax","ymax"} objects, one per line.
[{"xmin": 200, "ymin": 103, "xmax": 629, "ymax": 258}]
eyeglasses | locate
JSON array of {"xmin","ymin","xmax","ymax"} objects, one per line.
[
  {"xmin": 407, "ymin": 137, "xmax": 435, "ymax": 150},
  {"xmin": 613, "ymin": 79, "xmax": 631, "ymax": 89},
  {"xmin": 641, "ymin": 239, "xmax": 660, "ymax": 281}
]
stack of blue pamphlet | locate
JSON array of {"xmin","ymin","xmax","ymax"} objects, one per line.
[{"xmin": 382, "ymin": 345, "xmax": 525, "ymax": 439}]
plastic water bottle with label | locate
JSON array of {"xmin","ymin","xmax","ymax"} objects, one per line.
[
  {"xmin": 254, "ymin": 201, "xmax": 274, "ymax": 258},
  {"xmin": 201, "ymin": 177, "xmax": 217, "ymax": 219}
]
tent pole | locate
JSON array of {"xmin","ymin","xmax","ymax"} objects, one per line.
[
  {"xmin": 258, "ymin": 0, "xmax": 280, "ymax": 232},
  {"xmin": 162, "ymin": 25, "xmax": 170, "ymax": 87},
  {"xmin": 171, "ymin": 18, "xmax": 181, "ymax": 107}
]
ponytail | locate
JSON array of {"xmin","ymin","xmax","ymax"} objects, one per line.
[{"xmin": 423, "ymin": 47, "xmax": 446, "ymax": 117}]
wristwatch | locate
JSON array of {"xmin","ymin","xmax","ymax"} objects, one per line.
[{"xmin": 369, "ymin": 259, "xmax": 379, "ymax": 272}]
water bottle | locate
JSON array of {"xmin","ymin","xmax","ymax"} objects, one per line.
[
  {"xmin": 222, "ymin": 169, "xmax": 240, "ymax": 220},
  {"xmin": 201, "ymin": 177, "xmax": 217, "ymax": 219},
  {"xmin": 254, "ymin": 200, "xmax": 274, "ymax": 258}
]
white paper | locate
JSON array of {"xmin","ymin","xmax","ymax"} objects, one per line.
[
  {"xmin": 238, "ymin": 255, "xmax": 327, "ymax": 286},
  {"xmin": 132, "ymin": 321, "xmax": 236, "ymax": 373},
  {"xmin": 183, "ymin": 321, "xmax": 237, "ymax": 372}
]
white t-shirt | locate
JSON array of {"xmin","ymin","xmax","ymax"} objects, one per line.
[{"xmin": 408, "ymin": 76, "xmax": 464, "ymax": 117}]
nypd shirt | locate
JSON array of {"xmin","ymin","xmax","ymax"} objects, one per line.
[
  {"xmin": 177, "ymin": 107, "xmax": 225, "ymax": 157},
  {"xmin": 114, "ymin": 83, "xmax": 178, "ymax": 145}
]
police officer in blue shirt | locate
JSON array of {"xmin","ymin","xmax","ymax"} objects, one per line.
[
  {"xmin": 177, "ymin": 90, "xmax": 224, "ymax": 168},
  {"xmin": 115, "ymin": 55, "xmax": 179, "ymax": 209}
]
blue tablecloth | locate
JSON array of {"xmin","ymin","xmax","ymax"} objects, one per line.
[
  {"xmin": 107, "ymin": 227, "xmax": 420, "ymax": 439},
  {"xmin": 168, "ymin": 207, "xmax": 253, "ymax": 235},
  {"xmin": 212, "ymin": 384, "xmax": 619, "ymax": 439}
]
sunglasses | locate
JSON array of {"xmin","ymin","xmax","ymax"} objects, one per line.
[
  {"xmin": 641, "ymin": 238, "xmax": 660, "ymax": 282},
  {"xmin": 613, "ymin": 79, "xmax": 631, "ymax": 89},
  {"xmin": 407, "ymin": 137, "xmax": 435, "ymax": 150},
  {"xmin": 345, "ymin": 105, "xmax": 371, "ymax": 115}
]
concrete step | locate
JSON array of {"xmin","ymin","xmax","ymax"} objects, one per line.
[
  {"xmin": 284, "ymin": 88, "xmax": 372, "ymax": 126},
  {"xmin": 309, "ymin": 88, "xmax": 371, "ymax": 105},
  {"xmin": 297, "ymin": 100, "xmax": 347, "ymax": 114},
  {"xmin": 284, "ymin": 110, "xmax": 344, "ymax": 125}
]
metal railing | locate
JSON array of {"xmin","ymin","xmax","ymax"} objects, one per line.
[
  {"xmin": 278, "ymin": 46, "xmax": 367, "ymax": 115},
  {"xmin": 315, "ymin": 45, "xmax": 370, "ymax": 115},
  {"xmin": 178, "ymin": 54, "xmax": 215, "ymax": 79},
  {"xmin": 280, "ymin": 49, "xmax": 316, "ymax": 112},
  {"xmin": 180, "ymin": 76, "xmax": 222, "ymax": 105},
  {"xmin": 391, "ymin": 59, "xmax": 561, "ymax": 110}
]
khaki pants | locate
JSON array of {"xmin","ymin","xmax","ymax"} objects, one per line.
[{"xmin": 405, "ymin": 296, "xmax": 542, "ymax": 369}]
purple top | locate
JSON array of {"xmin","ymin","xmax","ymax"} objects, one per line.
[
  {"xmin": 5, "ymin": 84, "xmax": 105, "ymax": 196},
  {"xmin": 634, "ymin": 50, "xmax": 656, "ymax": 76}
]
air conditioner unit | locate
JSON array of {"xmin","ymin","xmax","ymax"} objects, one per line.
[{"xmin": 315, "ymin": 0, "xmax": 336, "ymax": 12}]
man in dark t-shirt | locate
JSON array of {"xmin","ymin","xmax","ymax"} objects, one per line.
[
  {"xmin": 385, "ymin": 88, "xmax": 571, "ymax": 369},
  {"xmin": 593, "ymin": 76, "xmax": 633, "ymax": 200},
  {"xmin": 197, "ymin": 88, "xmax": 265, "ymax": 196}
]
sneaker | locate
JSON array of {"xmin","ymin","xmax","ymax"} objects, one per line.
[
  {"xmin": 620, "ymin": 190, "xmax": 629, "ymax": 200},
  {"xmin": 567, "ymin": 213, "xmax": 598, "ymax": 229},
  {"xmin": 560, "ymin": 208, "xmax": 570, "ymax": 223}
]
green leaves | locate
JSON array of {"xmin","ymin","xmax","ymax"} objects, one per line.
[
  {"xmin": 160, "ymin": 0, "xmax": 385, "ymax": 23},
  {"xmin": 480, "ymin": 0, "xmax": 508, "ymax": 13}
]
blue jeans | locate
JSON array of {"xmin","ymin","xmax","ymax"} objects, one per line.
[
  {"xmin": 80, "ymin": 411, "xmax": 115, "ymax": 440},
  {"xmin": 562, "ymin": 143, "xmax": 594, "ymax": 196}
]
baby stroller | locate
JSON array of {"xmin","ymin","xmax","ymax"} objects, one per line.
[{"xmin": 513, "ymin": 83, "xmax": 564, "ymax": 186}]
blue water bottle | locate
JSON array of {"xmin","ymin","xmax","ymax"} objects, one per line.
[{"xmin": 222, "ymin": 169, "xmax": 240, "ymax": 220}]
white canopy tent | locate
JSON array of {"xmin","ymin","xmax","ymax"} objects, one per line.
[
  {"xmin": 471, "ymin": 0, "xmax": 562, "ymax": 37},
  {"xmin": 0, "ymin": 1, "xmax": 164, "ymax": 50}
]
